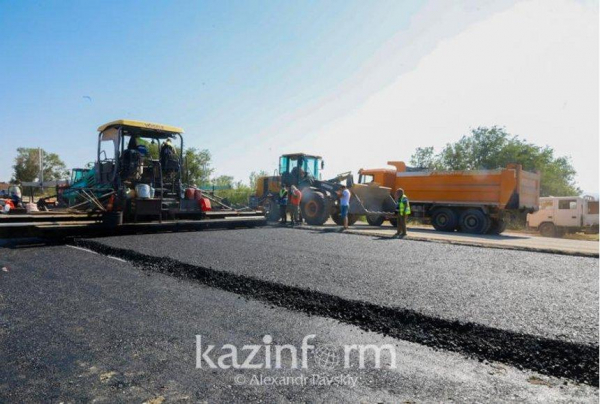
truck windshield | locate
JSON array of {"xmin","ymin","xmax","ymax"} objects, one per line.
[{"xmin": 359, "ymin": 174, "xmax": 374, "ymax": 184}]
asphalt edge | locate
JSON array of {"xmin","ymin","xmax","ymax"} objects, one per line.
[{"xmin": 278, "ymin": 224, "xmax": 599, "ymax": 258}]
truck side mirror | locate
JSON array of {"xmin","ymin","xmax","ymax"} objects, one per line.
[{"xmin": 321, "ymin": 161, "xmax": 325, "ymax": 170}]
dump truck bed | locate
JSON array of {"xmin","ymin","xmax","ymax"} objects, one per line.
[{"xmin": 395, "ymin": 165, "xmax": 540, "ymax": 211}]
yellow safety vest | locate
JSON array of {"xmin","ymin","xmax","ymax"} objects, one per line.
[{"xmin": 397, "ymin": 195, "xmax": 411, "ymax": 216}]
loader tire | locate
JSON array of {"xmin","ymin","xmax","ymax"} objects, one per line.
[
  {"xmin": 332, "ymin": 212, "xmax": 359, "ymax": 226},
  {"xmin": 431, "ymin": 208, "xmax": 458, "ymax": 232},
  {"xmin": 366, "ymin": 214, "xmax": 385, "ymax": 226},
  {"xmin": 348, "ymin": 214, "xmax": 359, "ymax": 226},
  {"xmin": 459, "ymin": 209, "xmax": 491, "ymax": 234},
  {"xmin": 301, "ymin": 192, "xmax": 329, "ymax": 225},
  {"xmin": 487, "ymin": 218, "xmax": 507, "ymax": 235}
]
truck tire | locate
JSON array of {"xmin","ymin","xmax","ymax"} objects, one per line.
[
  {"xmin": 459, "ymin": 209, "xmax": 491, "ymax": 234},
  {"xmin": 487, "ymin": 218, "xmax": 507, "ymax": 235},
  {"xmin": 539, "ymin": 222, "xmax": 556, "ymax": 237},
  {"xmin": 301, "ymin": 192, "xmax": 329, "ymax": 225},
  {"xmin": 366, "ymin": 214, "xmax": 385, "ymax": 226},
  {"xmin": 431, "ymin": 208, "xmax": 458, "ymax": 232}
]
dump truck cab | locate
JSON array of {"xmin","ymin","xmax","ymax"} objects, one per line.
[{"xmin": 357, "ymin": 167, "xmax": 396, "ymax": 189}]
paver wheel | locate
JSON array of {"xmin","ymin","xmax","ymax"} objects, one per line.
[
  {"xmin": 459, "ymin": 209, "xmax": 491, "ymax": 234},
  {"xmin": 431, "ymin": 208, "xmax": 458, "ymax": 232}
]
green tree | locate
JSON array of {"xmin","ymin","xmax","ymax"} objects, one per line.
[
  {"xmin": 409, "ymin": 147, "xmax": 438, "ymax": 169},
  {"xmin": 409, "ymin": 126, "xmax": 580, "ymax": 196},
  {"xmin": 212, "ymin": 175, "xmax": 234, "ymax": 188},
  {"xmin": 12, "ymin": 148, "xmax": 69, "ymax": 182},
  {"xmin": 184, "ymin": 148, "xmax": 213, "ymax": 186}
]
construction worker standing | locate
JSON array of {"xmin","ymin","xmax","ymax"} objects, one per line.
[
  {"xmin": 395, "ymin": 188, "xmax": 411, "ymax": 237},
  {"xmin": 278, "ymin": 185, "xmax": 289, "ymax": 224},
  {"xmin": 288, "ymin": 185, "xmax": 302, "ymax": 226}
]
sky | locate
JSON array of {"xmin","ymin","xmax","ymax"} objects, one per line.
[{"xmin": 0, "ymin": 0, "xmax": 598, "ymax": 193}]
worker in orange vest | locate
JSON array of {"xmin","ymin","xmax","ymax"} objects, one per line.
[{"xmin": 288, "ymin": 185, "xmax": 303, "ymax": 226}]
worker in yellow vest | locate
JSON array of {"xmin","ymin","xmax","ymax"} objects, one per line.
[
  {"xmin": 395, "ymin": 188, "xmax": 411, "ymax": 238},
  {"xmin": 278, "ymin": 186, "xmax": 289, "ymax": 224}
]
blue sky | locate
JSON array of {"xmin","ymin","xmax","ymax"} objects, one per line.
[
  {"xmin": 0, "ymin": 0, "xmax": 422, "ymax": 174},
  {"xmin": 1, "ymin": 0, "xmax": 598, "ymax": 193}
]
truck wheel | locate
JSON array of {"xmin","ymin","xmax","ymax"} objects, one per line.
[
  {"xmin": 366, "ymin": 214, "xmax": 385, "ymax": 226},
  {"xmin": 459, "ymin": 209, "xmax": 490, "ymax": 234},
  {"xmin": 431, "ymin": 208, "xmax": 458, "ymax": 232},
  {"xmin": 301, "ymin": 192, "xmax": 329, "ymax": 225},
  {"xmin": 539, "ymin": 222, "xmax": 556, "ymax": 237},
  {"xmin": 488, "ymin": 219, "xmax": 507, "ymax": 235}
]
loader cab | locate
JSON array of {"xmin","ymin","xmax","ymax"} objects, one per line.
[{"xmin": 279, "ymin": 153, "xmax": 323, "ymax": 187}]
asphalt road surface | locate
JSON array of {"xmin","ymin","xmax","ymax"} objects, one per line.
[
  {"xmin": 1, "ymin": 227, "xmax": 598, "ymax": 402},
  {"xmin": 87, "ymin": 228, "xmax": 598, "ymax": 345}
]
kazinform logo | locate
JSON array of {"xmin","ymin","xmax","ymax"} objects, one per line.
[{"xmin": 195, "ymin": 334, "xmax": 396, "ymax": 370}]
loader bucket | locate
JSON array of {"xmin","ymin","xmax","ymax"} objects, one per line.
[{"xmin": 349, "ymin": 183, "xmax": 396, "ymax": 215}]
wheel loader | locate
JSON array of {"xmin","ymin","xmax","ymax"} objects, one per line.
[{"xmin": 249, "ymin": 153, "xmax": 396, "ymax": 225}]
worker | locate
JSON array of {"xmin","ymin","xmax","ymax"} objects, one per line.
[
  {"xmin": 278, "ymin": 185, "xmax": 289, "ymax": 224},
  {"xmin": 8, "ymin": 183, "xmax": 22, "ymax": 208},
  {"xmin": 160, "ymin": 138, "xmax": 178, "ymax": 172},
  {"xmin": 395, "ymin": 188, "xmax": 411, "ymax": 238},
  {"xmin": 288, "ymin": 185, "xmax": 302, "ymax": 226},
  {"xmin": 338, "ymin": 184, "xmax": 351, "ymax": 230}
]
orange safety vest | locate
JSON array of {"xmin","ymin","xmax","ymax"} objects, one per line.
[{"xmin": 290, "ymin": 189, "xmax": 302, "ymax": 206}]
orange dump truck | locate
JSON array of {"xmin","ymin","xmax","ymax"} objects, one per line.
[{"xmin": 357, "ymin": 162, "xmax": 540, "ymax": 234}]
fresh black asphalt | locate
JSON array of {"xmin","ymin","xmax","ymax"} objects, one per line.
[
  {"xmin": 1, "ymin": 245, "xmax": 597, "ymax": 402},
  {"xmin": 88, "ymin": 227, "xmax": 599, "ymax": 346}
]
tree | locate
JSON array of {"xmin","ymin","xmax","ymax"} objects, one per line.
[
  {"xmin": 409, "ymin": 147, "xmax": 438, "ymax": 169},
  {"xmin": 184, "ymin": 148, "xmax": 213, "ymax": 186},
  {"xmin": 409, "ymin": 126, "xmax": 580, "ymax": 196},
  {"xmin": 12, "ymin": 148, "xmax": 69, "ymax": 182},
  {"xmin": 212, "ymin": 175, "xmax": 234, "ymax": 188}
]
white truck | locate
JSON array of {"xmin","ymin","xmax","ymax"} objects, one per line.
[{"xmin": 527, "ymin": 196, "xmax": 599, "ymax": 237}]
